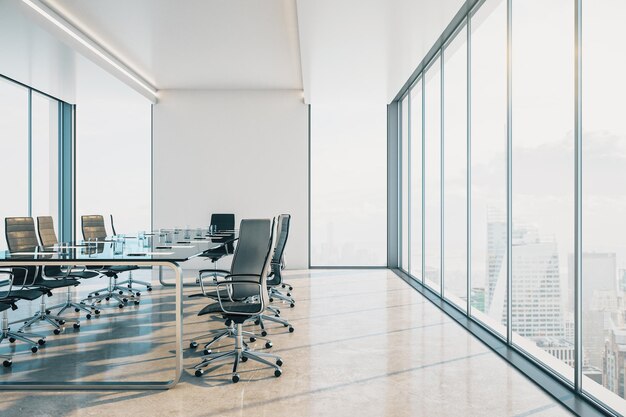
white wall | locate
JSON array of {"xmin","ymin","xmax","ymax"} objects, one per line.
[{"xmin": 153, "ymin": 89, "xmax": 309, "ymax": 269}]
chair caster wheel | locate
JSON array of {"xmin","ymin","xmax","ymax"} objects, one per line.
[
  {"xmin": 274, "ymin": 369, "xmax": 282, "ymax": 377},
  {"xmin": 254, "ymin": 319, "xmax": 260, "ymax": 325},
  {"xmin": 86, "ymin": 314, "xmax": 92, "ymax": 320},
  {"xmin": 122, "ymin": 298, "xmax": 128, "ymax": 303},
  {"xmin": 45, "ymin": 310, "xmax": 51, "ymax": 314},
  {"xmin": 232, "ymin": 374, "xmax": 240, "ymax": 383},
  {"xmin": 31, "ymin": 346, "xmax": 38, "ymax": 353},
  {"xmin": 195, "ymin": 369, "xmax": 204, "ymax": 377},
  {"xmin": 265, "ymin": 342, "xmax": 272, "ymax": 349},
  {"xmin": 119, "ymin": 291, "xmax": 124, "ymax": 295},
  {"xmin": 73, "ymin": 323, "xmax": 80, "ymax": 329},
  {"xmin": 127, "ymin": 284, "xmax": 131, "ymax": 288},
  {"xmin": 276, "ymin": 309, "xmax": 281, "ymax": 315},
  {"xmin": 136, "ymin": 292, "xmax": 141, "ymax": 297},
  {"xmin": 261, "ymin": 330, "xmax": 267, "ymax": 337},
  {"xmin": 269, "ymin": 298, "xmax": 274, "ymax": 303},
  {"xmin": 290, "ymin": 303, "xmax": 295, "ymax": 308},
  {"xmin": 105, "ymin": 297, "xmax": 110, "ymax": 301},
  {"xmin": 274, "ymin": 314, "xmax": 280, "ymax": 318},
  {"xmin": 37, "ymin": 339, "xmax": 45, "ymax": 346},
  {"xmin": 87, "ymin": 295, "xmax": 92, "ymax": 298},
  {"xmin": 53, "ymin": 328, "xmax": 61, "ymax": 335},
  {"xmin": 74, "ymin": 308, "xmax": 80, "ymax": 313},
  {"xmin": 2, "ymin": 360, "xmax": 11, "ymax": 367},
  {"xmin": 289, "ymin": 326, "xmax": 295, "ymax": 333},
  {"xmin": 241, "ymin": 356, "xmax": 248, "ymax": 362},
  {"xmin": 225, "ymin": 319, "xmax": 232, "ymax": 326},
  {"xmin": 287, "ymin": 293, "xmax": 291, "ymax": 297},
  {"xmin": 147, "ymin": 287, "xmax": 153, "ymax": 292},
  {"xmin": 281, "ymin": 284, "xmax": 286, "ymax": 288},
  {"xmin": 57, "ymin": 320, "xmax": 66, "ymax": 325},
  {"xmin": 118, "ymin": 304, "xmax": 124, "ymax": 309},
  {"xmin": 276, "ymin": 359, "xmax": 283, "ymax": 366},
  {"xmin": 288, "ymin": 286, "xmax": 293, "ymax": 291},
  {"xmin": 190, "ymin": 341, "xmax": 198, "ymax": 349},
  {"xmin": 9, "ymin": 338, "xmax": 16, "ymax": 343},
  {"xmin": 134, "ymin": 300, "xmax": 140, "ymax": 305},
  {"xmin": 94, "ymin": 293, "xmax": 99, "ymax": 296},
  {"xmin": 203, "ymin": 349, "xmax": 211, "ymax": 355},
  {"xmin": 94, "ymin": 310, "xmax": 100, "ymax": 315},
  {"xmin": 249, "ymin": 337, "xmax": 256, "ymax": 342}
]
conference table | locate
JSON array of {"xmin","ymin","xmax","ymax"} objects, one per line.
[{"xmin": 0, "ymin": 230, "xmax": 237, "ymax": 390}]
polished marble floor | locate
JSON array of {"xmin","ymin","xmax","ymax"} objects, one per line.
[{"xmin": 0, "ymin": 269, "xmax": 572, "ymax": 416}]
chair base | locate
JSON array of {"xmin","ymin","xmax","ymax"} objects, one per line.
[
  {"xmin": 11, "ymin": 295, "xmax": 79, "ymax": 334},
  {"xmin": 117, "ymin": 271, "xmax": 152, "ymax": 292},
  {"xmin": 193, "ymin": 323, "xmax": 282, "ymax": 382},
  {"xmin": 269, "ymin": 287, "xmax": 295, "ymax": 307},
  {"xmin": 48, "ymin": 286, "xmax": 99, "ymax": 318},
  {"xmin": 83, "ymin": 276, "xmax": 139, "ymax": 308},
  {"xmin": 1, "ymin": 311, "xmax": 46, "ymax": 353}
]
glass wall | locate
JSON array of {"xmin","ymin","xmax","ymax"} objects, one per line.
[
  {"xmin": 0, "ymin": 79, "xmax": 29, "ymax": 249},
  {"xmin": 401, "ymin": 95, "xmax": 409, "ymax": 271},
  {"xmin": 409, "ymin": 80, "xmax": 422, "ymax": 280},
  {"xmin": 395, "ymin": 0, "xmax": 626, "ymax": 413},
  {"xmin": 424, "ymin": 57, "xmax": 442, "ymax": 294},
  {"xmin": 0, "ymin": 77, "xmax": 65, "ymax": 249},
  {"xmin": 469, "ymin": 0, "xmax": 507, "ymax": 336},
  {"xmin": 443, "ymin": 25, "xmax": 468, "ymax": 310},
  {"xmin": 583, "ymin": 0, "xmax": 626, "ymax": 412}
]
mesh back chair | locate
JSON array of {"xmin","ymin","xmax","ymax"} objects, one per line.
[
  {"xmin": 37, "ymin": 216, "xmax": 100, "ymax": 319},
  {"xmin": 5, "ymin": 217, "xmax": 80, "ymax": 333},
  {"xmin": 108, "ymin": 214, "xmax": 152, "ymax": 292},
  {"xmin": 0, "ymin": 264, "xmax": 47, "ymax": 357},
  {"xmin": 193, "ymin": 218, "xmax": 283, "ymax": 382},
  {"xmin": 197, "ymin": 213, "xmax": 236, "ymax": 286},
  {"xmin": 80, "ymin": 215, "xmax": 141, "ymax": 308}
]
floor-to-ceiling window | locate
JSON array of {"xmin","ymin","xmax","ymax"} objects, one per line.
[
  {"xmin": 583, "ymin": 0, "xmax": 626, "ymax": 412},
  {"xmin": 443, "ymin": 24, "xmax": 468, "ymax": 310},
  {"xmin": 0, "ymin": 78, "xmax": 29, "ymax": 249},
  {"xmin": 424, "ymin": 57, "xmax": 442, "ymax": 294},
  {"xmin": 401, "ymin": 95, "xmax": 409, "ymax": 271},
  {"xmin": 0, "ymin": 77, "xmax": 66, "ymax": 249},
  {"xmin": 469, "ymin": 0, "xmax": 507, "ymax": 336},
  {"xmin": 409, "ymin": 80, "xmax": 423, "ymax": 280},
  {"xmin": 393, "ymin": 0, "xmax": 626, "ymax": 413}
]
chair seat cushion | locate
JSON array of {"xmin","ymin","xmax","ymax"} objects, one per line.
[
  {"xmin": 0, "ymin": 289, "xmax": 43, "ymax": 301},
  {"xmin": 0, "ymin": 303, "xmax": 10, "ymax": 312},
  {"xmin": 67, "ymin": 270, "xmax": 100, "ymax": 279},
  {"xmin": 37, "ymin": 278, "xmax": 79, "ymax": 289},
  {"xmin": 198, "ymin": 302, "xmax": 262, "ymax": 316}
]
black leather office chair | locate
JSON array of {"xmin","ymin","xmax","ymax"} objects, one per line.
[
  {"xmin": 254, "ymin": 214, "xmax": 295, "ymax": 335},
  {"xmin": 109, "ymin": 214, "xmax": 152, "ymax": 292},
  {"xmin": 81, "ymin": 215, "xmax": 140, "ymax": 308},
  {"xmin": 197, "ymin": 213, "xmax": 236, "ymax": 286},
  {"xmin": 37, "ymin": 216, "xmax": 101, "ymax": 319},
  {"xmin": 5, "ymin": 217, "xmax": 80, "ymax": 333},
  {"xmin": 0, "ymin": 267, "xmax": 47, "ymax": 357},
  {"xmin": 193, "ymin": 218, "xmax": 283, "ymax": 382}
]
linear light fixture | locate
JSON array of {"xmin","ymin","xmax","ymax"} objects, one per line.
[{"xmin": 21, "ymin": 0, "xmax": 158, "ymax": 99}]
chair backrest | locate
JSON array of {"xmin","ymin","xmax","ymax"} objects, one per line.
[
  {"xmin": 82, "ymin": 215, "xmax": 107, "ymax": 240},
  {"xmin": 37, "ymin": 216, "xmax": 58, "ymax": 247},
  {"xmin": 210, "ymin": 213, "xmax": 235, "ymax": 231},
  {"xmin": 271, "ymin": 214, "xmax": 291, "ymax": 274},
  {"xmin": 5, "ymin": 217, "xmax": 39, "ymax": 252},
  {"xmin": 229, "ymin": 218, "xmax": 274, "ymax": 301},
  {"xmin": 211, "ymin": 213, "xmax": 236, "ymax": 252},
  {"xmin": 110, "ymin": 214, "xmax": 117, "ymax": 236},
  {"xmin": 5, "ymin": 217, "xmax": 43, "ymax": 284}
]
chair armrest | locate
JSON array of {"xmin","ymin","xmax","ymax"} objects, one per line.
[
  {"xmin": 222, "ymin": 273, "xmax": 261, "ymax": 280},
  {"xmin": 215, "ymin": 280, "xmax": 263, "ymax": 315}
]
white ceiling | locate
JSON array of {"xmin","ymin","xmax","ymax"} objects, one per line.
[
  {"xmin": 28, "ymin": 0, "xmax": 463, "ymax": 104},
  {"xmin": 42, "ymin": 0, "xmax": 303, "ymax": 90}
]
